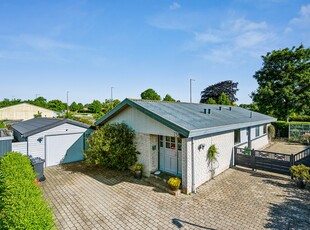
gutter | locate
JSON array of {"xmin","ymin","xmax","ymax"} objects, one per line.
[{"xmin": 191, "ymin": 137, "xmax": 196, "ymax": 193}]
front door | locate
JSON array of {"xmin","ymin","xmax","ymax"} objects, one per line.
[{"xmin": 159, "ymin": 136, "xmax": 182, "ymax": 176}]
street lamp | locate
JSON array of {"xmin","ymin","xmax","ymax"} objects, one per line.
[{"xmin": 190, "ymin": 78, "xmax": 195, "ymax": 103}]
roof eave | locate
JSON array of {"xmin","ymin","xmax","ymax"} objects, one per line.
[{"xmin": 188, "ymin": 118, "xmax": 277, "ymax": 138}]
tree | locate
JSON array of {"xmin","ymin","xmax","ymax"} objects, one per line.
[
  {"xmin": 69, "ymin": 102, "xmax": 79, "ymax": 112},
  {"xmin": 0, "ymin": 98, "xmax": 22, "ymax": 108},
  {"xmin": 200, "ymin": 80, "xmax": 239, "ymax": 103},
  {"xmin": 84, "ymin": 123, "xmax": 138, "ymax": 170},
  {"xmin": 31, "ymin": 97, "xmax": 47, "ymax": 108},
  {"xmin": 88, "ymin": 100, "xmax": 103, "ymax": 113},
  {"xmin": 251, "ymin": 45, "xmax": 310, "ymax": 120},
  {"xmin": 239, "ymin": 103, "xmax": 259, "ymax": 112},
  {"xmin": 163, "ymin": 94, "xmax": 176, "ymax": 102},
  {"xmin": 217, "ymin": 92, "xmax": 231, "ymax": 105},
  {"xmin": 47, "ymin": 99, "xmax": 66, "ymax": 112},
  {"xmin": 77, "ymin": 103, "xmax": 84, "ymax": 111},
  {"xmin": 141, "ymin": 88, "xmax": 161, "ymax": 100},
  {"xmin": 206, "ymin": 98, "xmax": 216, "ymax": 104},
  {"xmin": 102, "ymin": 99, "xmax": 121, "ymax": 114}
]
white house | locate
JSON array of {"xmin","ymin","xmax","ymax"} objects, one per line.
[
  {"xmin": 95, "ymin": 99, "xmax": 276, "ymax": 194},
  {"xmin": 12, "ymin": 118, "xmax": 91, "ymax": 167},
  {"xmin": 0, "ymin": 103, "xmax": 58, "ymax": 121}
]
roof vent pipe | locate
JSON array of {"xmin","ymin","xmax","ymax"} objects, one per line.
[
  {"xmin": 229, "ymin": 107, "xmax": 232, "ymax": 111},
  {"xmin": 250, "ymin": 112, "xmax": 252, "ymax": 118},
  {"xmin": 203, "ymin": 109, "xmax": 207, "ymax": 114},
  {"xmin": 219, "ymin": 106, "xmax": 222, "ymax": 111},
  {"xmin": 208, "ymin": 109, "xmax": 211, "ymax": 114}
]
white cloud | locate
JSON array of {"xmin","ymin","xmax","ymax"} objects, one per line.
[
  {"xmin": 286, "ymin": 4, "xmax": 310, "ymax": 31},
  {"xmin": 194, "ymin": 32, "xmax": 223, "ymax": 43},
  {"xmin": 230, "ymin": 19, "xmax": 267, "ymax": 32},
  {"xmin": 0, "ymin": 34, "xmax": 81, "ymax": 51},
  {"xmin": 169, "ymin": 2, "xmax": 181, "ymax": 10}
]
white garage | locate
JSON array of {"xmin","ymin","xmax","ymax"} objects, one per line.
[{"xmin": 12, "ymin": 118, "xmax": 91, "ymax": 167}]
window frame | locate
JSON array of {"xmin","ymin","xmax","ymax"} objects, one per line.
[{"xmin": 234, "ymin": 129, "xmax": 241, "ymax": 144}]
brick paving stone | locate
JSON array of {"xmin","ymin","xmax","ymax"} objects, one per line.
[{"xmin": 41, "ymin": 163, "xmax": 310, "ymax": 230}]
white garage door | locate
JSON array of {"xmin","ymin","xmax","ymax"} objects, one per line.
[{"xmin": 45, "ymin": 133, "xmax": 83, "ymax": 167}]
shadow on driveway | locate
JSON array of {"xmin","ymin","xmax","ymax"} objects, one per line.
[
  {"xmin": 233, "ymin": 167, "xmax": 310, "ymax": 229},
  {"xmin": 60, "ymin": 161, "xmax": 167, "ymax": 193}
]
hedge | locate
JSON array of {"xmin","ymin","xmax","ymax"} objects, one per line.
[
  {"xmin": 271, "ymin": 121, "xmax": 289, "ymax": 138},
  {"xmin": 0, "ymin": 152, "xmax": 55, "ymax": 230},
  {"xmin": 288, "ymin": 116, "xmax": 310, "ymax": 122}
]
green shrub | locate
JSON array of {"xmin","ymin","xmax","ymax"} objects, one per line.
[
  {"xmin": 271, "ymin": 121, "xmax": 289, "ymax": 138},
  {"xmin": 268, "ymin": 124, "xmax": 276, "ymax": 140},
  {"xmin": 84, "ymin": 123, "xmax": 138, "ymax": 170},
  {"xmin": 0, "ymin": 152, "xmax": 55, "ymax": 230},
  {"xmin": 289, "ymin": 116, "xmax": 310, "ymax": 122}
]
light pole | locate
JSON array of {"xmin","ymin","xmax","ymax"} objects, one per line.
[
  {"xmin": 66, "ymin": 91, "xmax": 69, "ymax": 118},
  {"xmin": 190, "ymin": 78, "xmax": 195, "ymax": 103},
  {"xmin": 111, "ymin": 87, "xmax": 114, "ymax": 101}
]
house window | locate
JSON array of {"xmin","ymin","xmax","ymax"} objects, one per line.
[
  {"xmin": 263, "ymin": 124, "xmax": 267, "ymax": 134},
  {"xmin": 166, "ymin": 136, "xmax": 176, "ymax": 149},
  {"xmin": 255, "ymin": 126, "xmax": 260, "ymax": 137},
  {"xmin": 177, "ymin": 137, "xmax": 182, "ymax": 151},
  {"xmin": 159, "ymin": 136, "xmax": 163, "ymax": 147},
  {"xmin": 234, "ymin": 129, "xmax": 241, "ymax": 144}
]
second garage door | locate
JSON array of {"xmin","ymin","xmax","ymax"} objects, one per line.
[{"xmin": 45, "ymin": 133, "xmax": 84, "ymax": 167}]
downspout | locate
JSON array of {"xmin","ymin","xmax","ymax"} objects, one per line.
[
  {"xmin": 247, "ymin": 127, "xmax": 252, "ymax": 149},
  {"xmin": 191, "ymin": 137, "xmax": 196, "ymax": 193}
]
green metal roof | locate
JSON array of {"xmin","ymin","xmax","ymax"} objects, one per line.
[{"xmin": 95, "ymin": 98, "xmax": 277, "ymax": 138}]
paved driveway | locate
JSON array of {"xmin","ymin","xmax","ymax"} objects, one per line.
[{"xmin": 41, "ymin": 163, "xmax": 310, "ymax": 230}]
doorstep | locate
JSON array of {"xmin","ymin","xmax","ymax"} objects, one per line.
[{"xmin": 143, "ymin": 172, "xmax": 181, "ymax": 196}]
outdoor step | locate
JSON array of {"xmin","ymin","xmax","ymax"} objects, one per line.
[{"xmin": 144, "ymin": 176, "xmax": 181, "ymax": 196}]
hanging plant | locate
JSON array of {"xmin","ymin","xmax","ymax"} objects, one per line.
[
  {"xmin": 207, "ymin": 144, "xmax": 218, "ymax": 179},
  {"xmin": 207, "ymin": 144, "xmax": 218, "ymax": 161}
]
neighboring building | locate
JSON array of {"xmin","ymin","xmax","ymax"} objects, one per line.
[
  {"xmin": 95, "ymin": 99, "xmax": 276, "ymax": 194},
  {"xmin": 0, "ymin": 103, "xmax": 58, "ymax": 121},
  {"xmin": 12, "ymin": 118, "xmax": 91, "ymax": 167},
  {"xmin": 0, "ymin": 129, "xmax": 13, "ymax": 157}
]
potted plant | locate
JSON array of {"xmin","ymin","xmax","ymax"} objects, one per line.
[
  {"xmin": 207, "ymin": 144, "xmax": 219, "ymax": 178},
  {"xmin": 167, "ymin": 177, "xmax": 181, "ymax": 191},
  {"xmin": 289, "ymin": 164, "xmax": 310, "ymax": 189},
  {"xmin": 300, "ymin": 133, "xmax": 310, "ymax": 145},
  {"xmin": 134, "ymin": 163, "xmax": 143, "ymax": 179}
]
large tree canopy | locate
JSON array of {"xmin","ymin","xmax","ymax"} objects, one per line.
[
  {"xmin": 141, "ymin": 88, "xmax": 161, "ymax": 100},
  {"xmin": 251, "ymin": 45, "xmax": 310, "ymax": 120},
  {"xmin": 200, "ymin": 80, "xmax": 239, "ymax": 103}
]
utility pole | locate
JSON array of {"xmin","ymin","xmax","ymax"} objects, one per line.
[
  {"xmin": 111, "ymin": 87, "xmax": 114, "ymax": 101},
  {"xmin": 66, "ymin": 91, "xmax": 69, "ymax": 118},
  {"xmin": 190, "ymin": 78, "xmax": 195, "ymax": 103}
]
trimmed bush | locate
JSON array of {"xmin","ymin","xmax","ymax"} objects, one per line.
[
  {"xmin": 271, "ymin": 121, "xmax": 289, "ymax": 138},
  {"xmin": 289, "ymin": 116, "xmax": 310, "ymax": 122},
  {"xmin": 84, "ymin": 123, "xmax": 138, "ymax": 170},
  {"xmin": 0, "ymin": 152, "xmax": 55, "ymax": 230}
]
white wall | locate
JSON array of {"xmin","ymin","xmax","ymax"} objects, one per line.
[
  {"xmin": 184, "ymin": 131, "xmax": 234, "ymax": 193},
  {"xmin": 27, "ymin": 123, "xmax": 87, "ymax": 160},
  {"xmin": 108, "ymin": 107, "xmax": 176, "ymax": 137},
  {"xmin": 12, "ymin": 142, "xmax": 28, "ymax": 155}
]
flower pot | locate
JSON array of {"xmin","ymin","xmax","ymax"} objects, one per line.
[
  {"xmin": 134, "ymin": 170, "xmax": 143, "ymax": 179},
  {"xmin": 296, "ymin": 178, "xmax": 306, "ymax": 189},
  {"xmin": 169, "ymin": 185, "xmax": 180, "ymax": 191}
]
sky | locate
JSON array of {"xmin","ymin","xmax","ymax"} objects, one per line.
[{"xmin": 0, "ymin": 0, "xmax": 309, "ymax": 105}]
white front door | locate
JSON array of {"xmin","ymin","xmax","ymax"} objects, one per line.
[{"xmin": 159, "ymin": 136, "xmax": 182, "ymax": 176}]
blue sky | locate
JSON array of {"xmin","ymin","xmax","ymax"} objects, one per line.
[{"xmin": 1, "ymin": 0, "xmax": 309, "ymax": 105}]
